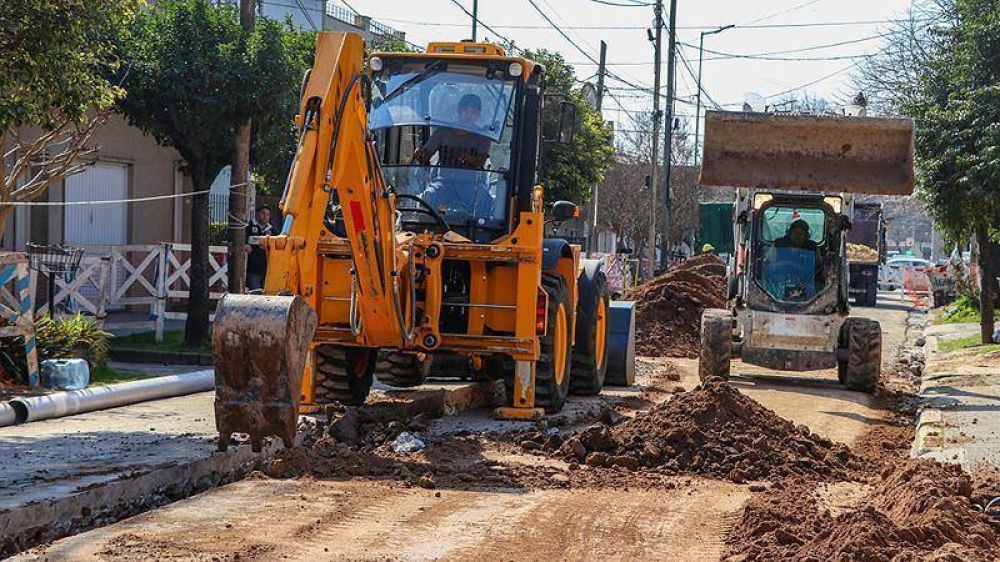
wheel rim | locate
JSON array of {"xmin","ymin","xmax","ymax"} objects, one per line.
[
  {"xmin": 594, "ymin": 298, "xmax": 608, "ymax": 368},
  {"xmin": 554, "ymin": 303, "xmax": 568, "ymax": 386}
]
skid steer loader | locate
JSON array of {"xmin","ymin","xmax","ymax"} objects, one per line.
[
  {"xmin": 697, "ymin": 110, "xmax": 915, "ymax": 392},
  {"xmin": 212, "ymin": 33, "xmax": 636, "ymax": 451}
]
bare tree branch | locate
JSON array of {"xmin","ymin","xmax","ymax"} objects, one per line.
[{"xmin": 1, "ymin": 111, "xmax": 107, "ymax": 222}]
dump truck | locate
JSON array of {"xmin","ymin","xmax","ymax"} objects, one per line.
[
  {"xmin": 846, "ymin": 202, "xmax": 885, "ymax": 307},
  {"xmin": 698, "ymin": 110, "xmax": 915, "ymax": 393},
  {"xmin": 211, "ymin": 33, "xmax": 636, "ymax": 451}
]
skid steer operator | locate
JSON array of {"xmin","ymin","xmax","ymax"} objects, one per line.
[
  {"xmin": 767, "ymin": 219, "xmax": 826, "ymax": 300},
  {"xmin": 412, "ymin": 93, "xmax": 493, "ymax": 215}
]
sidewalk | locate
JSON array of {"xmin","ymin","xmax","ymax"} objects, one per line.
[{"xmin": 912, "ymin": 322, "xmax": 1000, "ymax": 469}]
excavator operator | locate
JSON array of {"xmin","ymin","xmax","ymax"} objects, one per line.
[{"xmin": 412, "ymin": 93, "xmax": 494, "ymax": 215}]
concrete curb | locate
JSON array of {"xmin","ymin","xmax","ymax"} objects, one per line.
[
  {"xmin": 910, "ymin": 322, "xmax": 990, "ymax": 465},
  {"xmin": 912, "ymin": 328, "xmax": 942, "ymax": 458},
  {"xmin": 0, "ymin": 439, "xmax": 279, "ymax": 556},
  {"xmin": 109, "ymin": 348, "xmax": 213, "ymax": 366}
]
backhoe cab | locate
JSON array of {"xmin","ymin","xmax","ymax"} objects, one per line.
[
  {"xmin": 697, "ymin": 110, "xmax": 915, "ymax": 393},
  {"xmin": 213, "ymin": 34, "xmax": 631, "ymax": 451}
]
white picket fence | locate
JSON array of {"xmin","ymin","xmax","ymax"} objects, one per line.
[{"xmin": 37, "ymin": 243, "xmax": 229, "ymax": 341}]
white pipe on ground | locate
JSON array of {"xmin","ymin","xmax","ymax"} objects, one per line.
[
  {"xmin": 0, "ymin": 402, "xmax": 16, "ymax": 427},
  {"xmin": 1, "ymin": 370, "xmax": 214, "ymax": 427}
]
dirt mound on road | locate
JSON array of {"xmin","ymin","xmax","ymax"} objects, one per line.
[
  {"xmin": 627, "ymin": 254, "xmax": 727, "ymax": 357},
  {"xmin": 560, "ymin": 378, "xmax": 859, "ymax": 482},
  {"xmin": 725, "ymin": 459, "xmax": 1000, "ymax": 561}
]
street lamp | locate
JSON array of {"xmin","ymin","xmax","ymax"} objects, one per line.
[{"xmin": 694, "ymin": 24, "xmax": 735, "ymax": 163}]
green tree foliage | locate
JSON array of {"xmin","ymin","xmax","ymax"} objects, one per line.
[
  {"xmin": 115, "ymin": 0, "xmax": 302, "ymax": 345},
  {"xmin": 0, "ymin": 0, "xmax": 138, "ymax": 229},
  {"xmin": 903, "ymin": 0, "xmax": 1000, "ymax": 341},
  {"xmin": 0, "ymin": 0, "xmax": 136, "ymax": 129},
  {"xmin": 251, "ymin": 27, "xmax": 316, "ymax": 195},
  {"xmin": 521, "ymin": 49, "xmax": 614, "ymax": 205}
]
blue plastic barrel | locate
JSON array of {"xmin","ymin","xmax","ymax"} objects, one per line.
[{"xmin": 41, "ymin": 358, "xmax": 91, "ymax": 391}]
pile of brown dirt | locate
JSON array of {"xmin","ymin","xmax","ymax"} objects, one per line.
[
  {"xmin": 627, "ymin": 254, "xmax": 727, "ymax": 357},
  {"xmin": 558, "ymin": 378, "xmax": 859, "ymax": 482},
  {"xmin": 724, "ymin": 459, "xmax": 1000, "ymax": 561}
]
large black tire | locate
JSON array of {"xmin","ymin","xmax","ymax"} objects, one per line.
[
  {"xmin": 375, "ymin": 351, "xmax": 430, "ymax": 388},
  {"xmin": 698, "ymin": 309, "xmax": 732, "ymax": 381},
  {"xmin": 570, "ymin": 269, "xmax": 610, "ymax": 396},
  {"xmin": 314, "ymin": 345, "xmax": 377, "ymax": 406},
  {"xmin": 838, "ymin": 318, "xmax": 881, "ymax": 393},
  {"xmin": 504, "ymin": 273, "xmax": 573, "ymax": 413}
]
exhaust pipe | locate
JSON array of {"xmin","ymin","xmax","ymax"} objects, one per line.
[{"xmin": 0, "ymin": 370, "xmax": 214, "ymax": 427}]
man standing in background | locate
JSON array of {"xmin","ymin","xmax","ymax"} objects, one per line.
[{"xmin": 244, "ymin": 204, "xmax": 273, "ymax": 292}]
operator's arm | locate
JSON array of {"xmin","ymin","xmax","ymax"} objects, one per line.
[{"xmin": 414, "ymin": 130, "xmax": 443, "ymax": 164}]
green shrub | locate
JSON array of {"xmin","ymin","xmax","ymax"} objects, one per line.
[
  {"xmin": 937, "ymin": 293, "xmax": 998, "ymax": 324},
  {"xmin": 35, "ymin": 314, "xmax": 112, "ymax": 368},
  {"xmin": 209, "ymin": 221, "xmax": 229, "ymax": 245},
  {"xmin": 0, "ymin": 315, "xmax": 112, "ymax": 384}
]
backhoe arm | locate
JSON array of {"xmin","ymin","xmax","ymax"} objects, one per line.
[{"xmin": 264, "ymin": 32, "xmax": 403, "ymax": 347}]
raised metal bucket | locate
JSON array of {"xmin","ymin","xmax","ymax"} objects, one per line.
[{"xmin": 700, "ymin": 111, "xmax": 915, "ymax": 196}]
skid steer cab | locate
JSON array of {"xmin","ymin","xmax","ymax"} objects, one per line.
[
  {"xmin": 213, "ymin": 33, "xmax": 637, "ymax": 451},
  {"xmin": 696, "ymin": 110, "xmax": 915, "ymax": 394}
]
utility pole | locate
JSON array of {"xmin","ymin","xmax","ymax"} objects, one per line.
[
  {"xmin": 694, "ymin": 24, "xmax": 734, "ymax": 163},
  {"xmin": 585, "ymin": 40, "xmax": 607, "ymax": 258},
  {"xmin": 472, "ymin": 0, "xmax": 479, "ymax": 40},
  {"xmin": 228, "ymin": 0, "xmax": 255, "ymax": 294},
  {"xmin": 645, "ymin": 0, "xmax": 663, "ymax": 279},
  {"xmin": 658, "ymin": 0, "xmax": 677, "ymax": 271}
]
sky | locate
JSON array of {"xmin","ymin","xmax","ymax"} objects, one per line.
[{"xmin": 335, "ymin": 0, "xmax": 916, "ymax": 143}]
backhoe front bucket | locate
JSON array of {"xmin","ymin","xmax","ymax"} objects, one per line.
[
  {"xmin": 700, "ymin": 111, "xmax": 915, "ymax": 195},
  {"xmin": 213, "ymin": 294, "xmax": 317, "ymax": 452}
]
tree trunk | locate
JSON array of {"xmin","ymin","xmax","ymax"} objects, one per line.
[
  {"xmin": 228, "ymin": 0, "xmax": 256, "ymax": 295},
  {"xmin": 975, "ymin": 222, "xmax": 995, "ymax": 344},
  {"xmin": 185, "ymin": 177, "xmax": 211, "ymax": 347},
  {"xmin": 228, "ymin": 118, "xmax": 251, "ymax": 294}
]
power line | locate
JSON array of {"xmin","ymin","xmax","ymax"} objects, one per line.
[
  {"xmin": 743, "ymin": 0, "xmax": 823, "ymax": 25},
  {"xmin": 446, "ymin": 0, "xmax": 518, "ymax": 48},
  {"xmin": 588, "ymin": 0, "xmax": 653, "ymax": 7},
  {"xmin": 369, "ymin": 16, "xmax": 926, "ymax": 31},
  {"xmin": 686, "ymin": 33, "xmax": 884, "ymax": 59},
  {"xmin": 703, "ymin": 53, "xmax": 867, "ymax": 62},
  {"xmin": 291, "ymin": 0, "xmax": 318, "ymax": 30},
  {"xmin": 761, "ymin": 60, "xmax": 860, "ymax": 100},
  {"xmin": 522, "ymin": 0, "xmax": 654, "ymax": 93},
  {"xmin": 676, "ymin": 44, "xmax": 721, "ymax": 109}
]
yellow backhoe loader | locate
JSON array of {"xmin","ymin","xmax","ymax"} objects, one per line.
[{"xmin": 212, "ymin": 33, "xmax": 635, "ymax": 451}]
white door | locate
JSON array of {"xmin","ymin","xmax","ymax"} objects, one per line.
[
  {"xmin": 64, "ymin": 163, "xmax": 128, "ymax": 247},
  {"xmin": 63, "ymin": 163, "xmax": 128, "ymax": 312}
]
